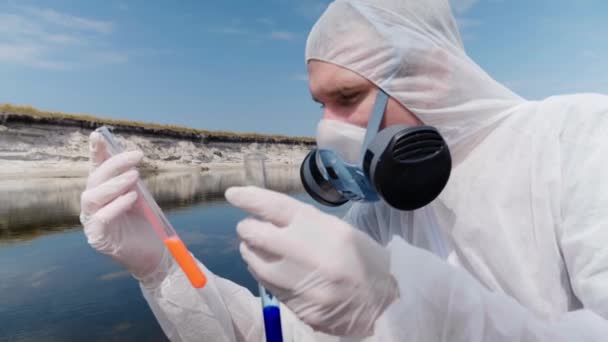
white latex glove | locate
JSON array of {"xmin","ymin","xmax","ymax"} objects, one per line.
[
  {"xmin": 225, "ymin": 186, "xmax": 399, "ymax": 337},
  {"xmin": 80, "ymin": 132, "xmax": 167, "ymax": 284}
]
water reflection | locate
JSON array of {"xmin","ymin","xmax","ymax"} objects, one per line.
[{"xmin": 0, "ymin": 166, "xmax": 303, "ymax": 240}]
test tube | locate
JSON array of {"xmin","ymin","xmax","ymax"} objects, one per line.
[
  {"xmin": 95, "ymin": 126, "xmax": 207, "ymax": 289},
  {"xmin": 243, "ymin": 153, "xmax": 284, "ymax": 342}
]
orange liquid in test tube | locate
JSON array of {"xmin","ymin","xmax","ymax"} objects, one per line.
[
  {"xmin": 164, "ymin": 237, "xmax": 207, "ymax": 288},
  {"xmin": 138, "ymin": 197, "xmax": 207, "ymax": 288}
]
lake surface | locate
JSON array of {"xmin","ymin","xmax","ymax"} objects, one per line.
[{"xmin": 0, "ymin": 168, "xmax": 348, "ymax": 341}]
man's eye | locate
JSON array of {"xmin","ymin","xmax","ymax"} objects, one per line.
[{"xmin": 339, "ymin": 92, "xmax": 360, "ymax": 104}]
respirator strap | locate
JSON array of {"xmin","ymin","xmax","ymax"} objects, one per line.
[{"xmin": 359, "ymin": 89, "xmax": 389, "ymax": 166}]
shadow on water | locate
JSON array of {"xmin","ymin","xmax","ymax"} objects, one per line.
[{"xmin": 0, "ymin": 166, "xmax": 304, "ymax": 242}]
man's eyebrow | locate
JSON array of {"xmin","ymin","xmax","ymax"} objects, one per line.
[
  {"xmin": 313, "ymin": 86, "xmax": 363, "ymax": 102},
  {"xmin": 329, "ymin": 86, "xmax": 363, "ymax": 96}
]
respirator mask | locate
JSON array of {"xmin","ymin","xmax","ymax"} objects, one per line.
[{"xmin": 300, "ymin": 89, "xmax": 452, "ymax": 211}]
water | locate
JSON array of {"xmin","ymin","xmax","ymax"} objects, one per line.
[{"xmin": 0, "ymin": 168, "xmax": 348, "ymax": 341}]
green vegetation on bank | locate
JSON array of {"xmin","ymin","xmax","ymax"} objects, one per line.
[{"xmin": 0, "ymin": 104, "xmax": 315, "ymax": 144}]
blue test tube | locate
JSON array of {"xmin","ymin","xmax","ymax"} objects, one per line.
[{"xmin": 243, "ymin": 153, "xmax": 284, "ymax": 342}]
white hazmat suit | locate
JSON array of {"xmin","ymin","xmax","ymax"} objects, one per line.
[{"xmin": 79, "ymin": 0, "xmax": 608, "ymax": 340}]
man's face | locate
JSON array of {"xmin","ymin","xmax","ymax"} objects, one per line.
[{"xmin": 307, "ymin": 60, "xmax": 422, "ymax": 129}]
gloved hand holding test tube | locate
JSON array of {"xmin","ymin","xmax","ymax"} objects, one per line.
[
  {"xmin": 95, "ymin": 126, "xmax": 207, "ymax": 289},
  {"xmin": 243, "ymin": 153, "xmax": 284, "ymax": 342}
]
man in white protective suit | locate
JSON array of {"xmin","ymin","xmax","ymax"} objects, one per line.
[{"xmin": 79, "ymin": 0, "xmax": 608, "ymax": 340}]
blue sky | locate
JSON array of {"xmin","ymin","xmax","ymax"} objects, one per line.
[{"xmin": 1, "ymin": 0, "xmax": 607, "ymax": 137}]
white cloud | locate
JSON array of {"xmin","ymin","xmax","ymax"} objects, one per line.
[
  {"xmin": 209, "ymin": 24, "xmax": 299, "ymax": 43},
  {"xmin": 20, "ymin": 6, "xmax": 114, "ymax": 34},
  {"xmin": 271, "ymin": 31, "xmax": 296, "ymax": 41},
  {"xmin": 0, "ymin": 43, "xmax": 69, "ymax": 70},
  {"xmin": 0, "ymin": 43, "xmax": 41, "ymax": 61},
  {"xmin": 0, "ymin": 6, "xmax": 126, "ymax": 69},
  {"xmin": 0, "ymin": 13, "xmax": 38, "ymax": 36},
  {"xmin": 0, "ymin": 13, "xmax": 84, "ymax": 45}
]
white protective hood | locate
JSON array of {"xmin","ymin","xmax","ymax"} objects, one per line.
[{"xmin": 305, "ymin": 0, "xmax": 525, "ymax": 166}]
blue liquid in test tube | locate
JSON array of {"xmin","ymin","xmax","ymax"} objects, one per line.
[{"xmin": 260, "ymin": 285, "xmax": 283, "ymax": 342}]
